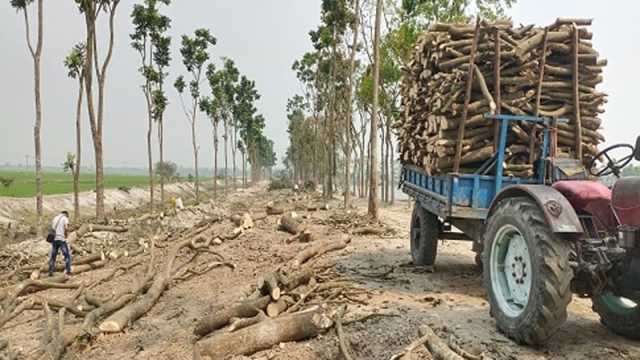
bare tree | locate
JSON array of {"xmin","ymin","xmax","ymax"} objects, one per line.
[
  {"xmin": 64, "ymin": 43, "xmax": 86, "ymax": 221},
  {"xmin": 368, "ymin": 0, "xmax": 383, "ymax": 219},
  {"xmin": 12, "ymin": 0, "xmax": 44, "ymax": 230},
  {"xmin": 77, "ymin": 0, "xmax": 121, "ymax": 220}
]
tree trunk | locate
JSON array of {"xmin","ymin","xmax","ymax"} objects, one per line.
[
  {"xmin": 213, "ymin": 121, "xmax": 219, "ymax": 197},
  {"xmin": 159, "ymin": 118, "xmax": 164, "ymax": 210},
  {"xmin": 192, "ymin": 118, "xmax": 199, "ymax": 202},
  {"xmin": 380, "ymin": 120, "xmax": 386, "ymax": 203},
  {"xmin": 146, "ymin": 90, "xmax": 154, "ymax": 213},
  {"xmin": 344, "ymin": 0, "xmax": 360, "ymax": 209},
  {"xmin": 93, "ymin": 3, "xmax": 119, "ymax": 221},
  {"xmin": 232, "ymin": 126, "xmax": 237, "ymax": 190},
  {"xmin": 22, "ymin": 1, "xmax": 44, "ymax": 233},
  {"xmin": 73, "ymin": 77, "xmax": 84, "ymax": 221},
  {"xmin": 224, "ymin": 119, "xmax": 229, "ymax": 193},
  {"xmin": 194, "ymin": 306, "xmax": 333, "ymax": 359},
  {"xmin": 368, "ymin": 0, "xmax": 383, "ymax": 219},
  {"xmin": 242, "ymin": 151, "xmax": 246, "ymax": 188},
  {"xmin": 81, "ymin": 6, "xmax": 97, "ymax": 220}
]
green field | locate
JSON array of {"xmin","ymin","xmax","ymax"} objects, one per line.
[{"xmin": 0, "ymin": 170, "xmax": 152, "ymax": 198}]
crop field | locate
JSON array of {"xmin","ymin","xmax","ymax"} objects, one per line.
[{"xmin": 0, "ymin": 170, "xmax": 151, "ymax": 198}]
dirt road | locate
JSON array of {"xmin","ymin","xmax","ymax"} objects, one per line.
[{"xmin": 0, "ymin": 186, "xmax": 638, "ymax": 359}]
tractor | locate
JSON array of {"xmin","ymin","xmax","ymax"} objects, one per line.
[{"xmin": 401, "ymin": 114, "xmax": 640, "ymax": 344}]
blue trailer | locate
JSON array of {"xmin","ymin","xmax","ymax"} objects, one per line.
[{"xmin": 399, "ymin": 114, "xmax": 640, "ymax": 344}]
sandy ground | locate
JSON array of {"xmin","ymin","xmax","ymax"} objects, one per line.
[{"xmin": 1, "ymin": 186, "xmax": 638, "ymax": 359}]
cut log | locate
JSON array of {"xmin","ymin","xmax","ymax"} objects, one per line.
[
  {"xmin": 279, "ymin": 214, "xmax": 301, "ymax": 235},
  {"xmin": 193, "ymin": 295, "xmax": 271, "ymax": 337},
  {"xmin": 194, "ymin": 306, "xmax": 333, "ymax": 359},
  {"xmin": 266, "ymin": 296, "xmax": 294, "ymax": 318},
  {"xmin": 257, "ymin": 273, "xmax": 281, "ymax": 300}
]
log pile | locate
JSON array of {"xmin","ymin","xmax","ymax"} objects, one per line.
[{"xmin": 397, "ymin": 18, "xmax": 607, "ymax": 175}]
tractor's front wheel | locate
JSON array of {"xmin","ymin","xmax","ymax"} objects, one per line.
[
  {"xmin": 593, "ymin": 292, "xmax": 640, "ymax": 340},
  {"xmin": 483, "ymin": 197, "xmax": 573, "ymax": 345}
]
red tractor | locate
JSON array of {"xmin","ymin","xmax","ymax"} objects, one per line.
[{"xmin": 402, "ymin": 114, "xmax": 640, "ymax": 344}]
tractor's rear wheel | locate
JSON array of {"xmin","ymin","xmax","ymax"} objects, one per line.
[
  {"xmin": 483, "ymin": 197, "xmax": 573, "ymax": 345},
  {"xmin": 593, "ymin": 292, "xmax": 640, "ymax": 340},
  {"xmin": 410, "ymin": 203, "xmax": 439, "ymax": 266}
]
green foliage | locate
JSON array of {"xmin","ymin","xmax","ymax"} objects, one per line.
[
  {"xmin": 64, "ymin": 43, "xmax": 86, "ymax": 79},
  {"xmin": 268, "ymin": 176, "xmax": 293, "ymax": 191},
  {"xmin": 174, "ymin": 75, "xmax": 185, "ymax": 93},
  {"xmin": 9, "ymin": 0, "xmax": 33, "ymax": 10},
  {"xmin": 0, "ymin": 177, "xmax": 14, "ymax": 188},
  {"xmin": 155, "ymin": 160, "xmax": 177, "ymax": 180},
  {"xmin": 131, "ymin": 0, "xmax": 172, "ymax": 124},
  {"xmin": 179, "ymin": 29, "xmax": 216, "ymax": 73},
  {"xmin": 62, "ymin": 153, "xmax": 76, "ymax": 173}
]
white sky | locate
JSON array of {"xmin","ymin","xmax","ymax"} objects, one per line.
[{"xmin": 0, "ymin": 0, "xmax": 638, "ymax": 169}]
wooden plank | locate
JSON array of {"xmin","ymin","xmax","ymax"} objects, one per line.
[
  {"xmin": 572, "ymin": 24, "xmax": 583, "ymax": 160},
  {"xmin": 493, "ymin": 27, "xmax": 501, "ymax": 152},
  {"xmin": 453, "ymin": 18, "xmax": 481, "ymax": 173},
  {"xmin": 529, "ymin": 27, "xmax": 549, "ymax": 164}
]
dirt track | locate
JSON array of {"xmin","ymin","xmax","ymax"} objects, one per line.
[{"xmin": 1, "ymin": 186, "xmax": 638, "ymax": 359}]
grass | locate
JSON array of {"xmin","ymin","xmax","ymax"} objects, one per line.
[{"xmin": 0, "ymin": 170, "xmax": 152, "ymax": 198}]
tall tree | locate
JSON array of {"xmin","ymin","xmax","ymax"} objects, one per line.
[
  {"xmin": 234, "ymin": 75, "xmax": 261, "ymax": 183},
  {"xmin": 201, "ymin": 62, "xmax": 224, "ymax": 197},
  {"xmin": 344, "ymin": 0, "xmax": 360, "ymax": 208},
  {"xmin": 368, "ymin": 0, "xmax": 382, "ymax": 219},
  {"xmin": 76, "ymin": 0, "xmax": 121, "ymax": 220},
  {"xmin": 131, "ymin": 0, "xmax": 171, "ymax": 212},
  {"xmin": 63, "ymin": 43, "xmax": 86, "ymax": 221},
  {"xmin": 175, "ymin": 28, "xmax": 216, "ymax": 202},
  {"xmin": 222, "ymin": 59, "xmax": 240, "ymax": 190},
  {"xmin": 11, "ymin": 0, "xmax": 44, "ymax": 230}
]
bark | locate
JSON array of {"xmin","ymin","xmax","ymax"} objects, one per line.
[
  {"xmin": 74, "ymin": 76, "xmax": 84, "ymax": 221},
  {"xmin": 146, "ymin": 86, "xmax": 155, "ymax": 213},
  {"xmin": 193, "ymin": 295, "xmax": 270, "ymax": 337},
  {"xmin": 265, "ymin": 296, "xmax": 293, "ymax": 318},
  {"xmin": 418, "ymin": 325, "xmax": 463, "ymax": 360},
  {"xmin": 98, "ymin": 237, "xmax": 195, "ymax": 333},
  {"xmin": 223, "ymin": 118, "xmax": 229, "ymax": 193},
  {"xmin": 194, "ymin": 306, "xmax": 333, "ymax": 359},
  {"xmin": 292, "ymin": 238, "xmax": 351, "ymax": 268},
  {"xmin": 368, "ymin": 0, "xmax": 383, "ymax": 219},
  {"xmin": 279, "ymin": 215, "xmax": 301, "ymax": 235},
  {"xmin": 20, "ymin": 0, "xmax": 44, "ymax": 233}
]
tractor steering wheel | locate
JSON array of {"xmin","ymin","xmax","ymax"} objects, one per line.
[{"xmin": 588, "ymin": 143, "xmax": 635, "ymax": 177}]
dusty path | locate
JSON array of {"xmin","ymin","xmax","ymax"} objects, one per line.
[{"xmin": 0, "ymin": 186, "xmax": 638, "ymax": 359}]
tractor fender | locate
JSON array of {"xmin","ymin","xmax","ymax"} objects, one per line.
[{"xmin": 488, "ymin": 185, "xmax": 584, "ymax": 235}]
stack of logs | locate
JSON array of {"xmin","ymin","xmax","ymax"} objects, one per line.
[{"xmin": 396, "ymin": 18, "xmax": 607, "ymax": 176}]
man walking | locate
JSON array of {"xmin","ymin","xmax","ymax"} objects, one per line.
[{"xmin": 49, "ymin": 210, "xmax": 72, "ymax": 277}]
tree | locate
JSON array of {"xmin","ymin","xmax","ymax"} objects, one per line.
[
  {"xmin": 344, "ymin": 0, "xmax": 360, "ymax": 208},
  {"xmin": 155, "ymin": 161, "xmax": 177, "ymax": 181},
  {"xmin": 64, "ymin": 42, "xmax": 86, "ymax": 221},
  {"xmin": 368, "ymin": 0, "xmax": 382, "ymax": 219},
  {"xmin": 11, "ymin": 0, "xmax": 44, "ymax": 230},
  {"xmin": 175, "ymin": 28, "xmax": 216, "ymax": 202},
  {"xmin": 234, "ymin": 76, "xmax": 262, "ymax": 183},
  {"xmin": 131, "ymin": 0, "xmax": 171, "ymax": 211},
  {"xmin": 221, "ymin": 58, "xmax": 240, "ymax": 191},
  {"xmin": 200, "ymin": 63, "xmax": 224, "ymax": 197},
  {"xmin": 75, "ymin": 0, "xmax": 121, "ymax": 220}
]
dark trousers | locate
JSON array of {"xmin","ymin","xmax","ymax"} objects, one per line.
[{"xmin": 49, "ymin": 240, "xmax": 72, "ymax": 275}]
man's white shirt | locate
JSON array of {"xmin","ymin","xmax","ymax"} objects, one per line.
[{"xmin": 51, "ymin": 214, "xmax": 69, "ymax": 242}]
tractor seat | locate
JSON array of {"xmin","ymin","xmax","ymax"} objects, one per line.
[
  {"xmin": 612, "ymin": 177, "xmax": 640, "ymax": 226},
  {"xmin": 552, "ymin": 180, "xmax": 617, "ymax": 231}
]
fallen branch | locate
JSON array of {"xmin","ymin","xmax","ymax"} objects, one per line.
[
  {"xmin": 194, "ymin": 306, "xmax": 334, "ymax": 359},
  {"xmin": 419, "ymin": 325, "xmax": 463, "ymax": 360},
  {"xmin": 335, "ymin": 305, "xmax": 355, "ymax": 360},
  {"xmin": 292, "ymin": 238, "xmax": 351, "ymax": 268}
]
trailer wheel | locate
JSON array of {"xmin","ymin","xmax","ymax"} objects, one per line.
[
  {"xmin": 410, "ymin": 203, "xmax": 439, "ymax": 266},
  {"xmin": 483, "ymin": 197, "xmax": 572, "ymax": 345},
  {"xmin": 593, "ymin": 292, "xmax": 640, "ymax": 340}
]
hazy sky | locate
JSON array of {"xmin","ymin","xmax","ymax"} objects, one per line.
[{"xmin": 1, "ymin": 1, "xmax": 638, "ymax": 169}]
